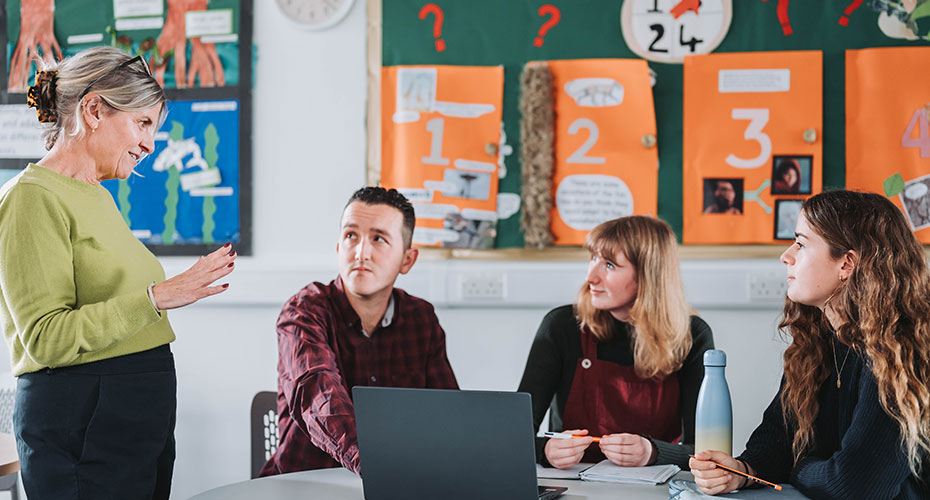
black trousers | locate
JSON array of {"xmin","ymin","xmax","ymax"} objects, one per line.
[{"xmin": 14, "ymin": 345, "xmax": 177, "ymax": 500}]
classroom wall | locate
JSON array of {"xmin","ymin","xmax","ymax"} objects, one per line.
[{"xmin": 0, "ymin": 4, "xmax": 793, "ymax": 499}]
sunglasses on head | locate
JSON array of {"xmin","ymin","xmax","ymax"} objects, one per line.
[{"xmin": 78, "ymin": 55, "xmax": 153, "ymax": 101}]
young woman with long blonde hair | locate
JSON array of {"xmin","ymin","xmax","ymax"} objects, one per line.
[
  {"xmin": 691, "ymin": 190, "xmax": 930, "ymax": 499},
  {"xmin": 518, "ymin": 215, "xmax": 715, "ymax": 469}
]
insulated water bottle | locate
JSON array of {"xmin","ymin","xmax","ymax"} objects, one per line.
[{"xmin": 694, "ymin": 349, "xmax": 732, "ymax": 455}]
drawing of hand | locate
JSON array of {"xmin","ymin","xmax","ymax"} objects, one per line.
[
  {"xmin": 153, "ymin": 0, "xmax": 209, "ymax": 88},
  {"xmin": 186, "ymin": 38, "xmax": 225, "ymax": 87},
  {"xmin": 8, "ymin": 0, "xmax": 63, "ymax": 92}
]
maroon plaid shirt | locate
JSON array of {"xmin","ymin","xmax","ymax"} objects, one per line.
[{"xmin": 258, "ymin": 277, "xmax": 458, "ymax": 476}]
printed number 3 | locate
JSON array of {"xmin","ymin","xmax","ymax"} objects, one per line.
[{"xmin": 726, "ymin": 108, "xmax": 771, "ymax": 169}]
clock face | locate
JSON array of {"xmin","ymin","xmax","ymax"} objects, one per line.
[
  {"xmin": 621, "ymin": 0, "xmax": 732, "ymax": 64},
  {"xmin": 276, "ymin": 0, "xmax": 356, "ymax": 30}
]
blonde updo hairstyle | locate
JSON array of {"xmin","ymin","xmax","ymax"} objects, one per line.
[{"xmin": 34, "ymin": 46, "xmax": 165, "ymax": 150}]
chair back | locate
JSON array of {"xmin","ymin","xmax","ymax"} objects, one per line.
[{"xmin": 250, "ymin": 391, "xmax": 279, "ymax": 479}]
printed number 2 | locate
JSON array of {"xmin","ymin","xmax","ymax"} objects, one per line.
[
  {"xmin": 901, "ymin": 108, "xmax": 930, "ymax": 158},
  {"xmin": 725, "ymin": 108, "xmax": 771, "ymax": 169},
  {"xmin": 567, "ymin": 118, "xmax": 606, "ymax": 164},
  {"xmin": 422, "ymin": 118, "xmax": 450, "ymax": 166}
]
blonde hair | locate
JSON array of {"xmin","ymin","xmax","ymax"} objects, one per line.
[
  {"xmin": 780, "ymin": 190, "xmax": 930, "ymax": 475},
  {"xmin": 575, "ymin": 216, "xmax": 692, "ymax": 379},
  {"xmin": 35, "ymin": 46, "xmax": 165, "ymax": 150}
]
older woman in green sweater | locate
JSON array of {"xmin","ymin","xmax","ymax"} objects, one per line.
[{"xmin": 0, "ymin": 46, "xmax": 235, "ymax": 499}]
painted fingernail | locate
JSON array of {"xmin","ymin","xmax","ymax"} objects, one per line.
[
  {"xmin": 223, "ymin": 243, "xmax": 231, "ymax": 248},
  {"xmin": 223, "ymin": 283, "xmax": 229, "ymax": 288},
  {"xmin": 227, "ymin": 263, "xmax": 234, "ymax": 268},
  {"xmin": 230, "ymin": 251, "xmax": 237, "ymax": 258}
]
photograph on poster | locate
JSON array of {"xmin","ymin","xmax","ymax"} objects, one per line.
[
  {"xmin": 441, "ymin": 169, "xmax": 492, "ymax": 200},
  {"xmin": 771, "ymin": 155, "xmax": 812, "ymax": 195},
  {"xmin": 774, "ymin": 199, "xmax": 803, "ymax": 240},
  {"xmin": 899, "ymin": 174, "xmax": 930, "ymax": 231},
  {"xmin": 702, "ymin": 178, "xmax": 743, "ymax": 215},
  {"xmin": 441, "ymin": 212, "xmax": 496, "ymax": 249}
]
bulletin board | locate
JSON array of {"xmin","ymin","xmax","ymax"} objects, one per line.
[
  {"xmin": 0, "ymin": 0, "xmax": 253, "ymax": 255},
  {"xmin": 369, "ymin": 0, "xmax": 930, "ymax": 251}
]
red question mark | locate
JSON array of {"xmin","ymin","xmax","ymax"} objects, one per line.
[
  {"xmin": 418, "ymin": 4, "xmax": 446, "ymax": 52},
  {"xmin": 761, "ymin": 0, "xmax": 792, "ymax": 36},
  {"xmin": 534, "ymin": 5, "xmax": 561, "ymax": 47},
  {"xmin": 838, "ymin": 0, "xmax": 863, "ymax": 26}
]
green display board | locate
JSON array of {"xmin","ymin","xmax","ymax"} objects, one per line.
[{"xmin": 382, "ymin": 0, "xmax": 930, "ymax": 246}]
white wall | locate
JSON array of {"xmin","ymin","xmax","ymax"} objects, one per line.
[{"xmin": 1, "ymin": 3, "xmax": 796, "ymax": 499}]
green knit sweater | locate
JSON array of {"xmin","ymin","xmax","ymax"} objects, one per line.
[{"xmin": 0, "ymin": 164, "xmax": 174, "ymax": 376}]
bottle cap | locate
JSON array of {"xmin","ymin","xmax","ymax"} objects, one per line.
[{"xmin": 703, "ymin": 349, "xmax": 727, "ymax": 367}]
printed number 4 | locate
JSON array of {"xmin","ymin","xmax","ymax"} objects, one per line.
[
  {"xmin": 901, "ymin": 108, "xmax": 930, "ymax": 159},
  {"xmin": 726, "ymin": 108, "xmax": 771, "ymax": 169}
]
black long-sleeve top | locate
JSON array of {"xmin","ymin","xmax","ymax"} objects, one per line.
[
  {"xmin": 739, "ymin": 338, "xmax": 929, "ymax": 499},
  {"xmin": 516, "ymin": 305, "xmax": 715, "ymax": 468}
]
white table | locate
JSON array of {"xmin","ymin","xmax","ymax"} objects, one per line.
[{"xmin": 187, "ymin": 467, "xmax": 683, "ymax": 499}]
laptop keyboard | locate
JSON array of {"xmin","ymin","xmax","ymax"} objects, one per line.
[{"xmin": 538, "ymin": 485, "xmax": 567, "ymax": 500}]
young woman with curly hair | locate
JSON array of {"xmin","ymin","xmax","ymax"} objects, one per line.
[{"xmin": 691, "ymin": 190, "xmax": 930, "ymax": 499}]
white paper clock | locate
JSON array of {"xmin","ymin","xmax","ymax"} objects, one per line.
[
  {"xmin": 276, "ymin": 0, "xmax": 356, "ymax": 31},
  {"xmin": 620, "ymin": 0, "xmax": 732, "ymax": 64}
]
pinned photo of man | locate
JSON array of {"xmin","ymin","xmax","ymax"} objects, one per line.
[
  {"xmin": 702, "ymin": 179, "xmax": 743, "ymax": 215},
  {"xmin": 771, "ymin": 155, "xmax": 812, "ymax": 195}
]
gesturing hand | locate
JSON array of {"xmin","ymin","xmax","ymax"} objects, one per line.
[
  {"xmin": 152, "ymin": 243, "xmax": 236, "ymax": 310},
  {"xmin": 544, "ymin": 429, "xmax": 593, "ymax": 470},
  {"xmin": 8, "ymin": 0, "xmax": 63, "ymax": 91},
  {"xmin": 689, "ymin": 450, "xmax": 746, "ymax": 496},
  {"xmin": 599, "ymin": 433, "xmax": 653, "ymax": 467}
]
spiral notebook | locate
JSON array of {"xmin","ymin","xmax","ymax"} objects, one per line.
[{"xmin": 579, "ymin": 460, "xmax": 680, "ymax": 485}]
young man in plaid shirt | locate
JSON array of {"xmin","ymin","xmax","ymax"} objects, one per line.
[{"xmin": 259, "ymin": 187, "xmax": 459, "ymax": 476}]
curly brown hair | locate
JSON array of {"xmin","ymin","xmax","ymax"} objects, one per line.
[{"xmin": 779, "ymin": 190, "xmax": 930, "ymax": 475}]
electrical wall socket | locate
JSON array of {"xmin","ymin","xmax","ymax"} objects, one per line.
[
  {"xmin": 748, "ymin": 271, "xmax": 788, "ymax": 302},
  {"xmin": 460, "ymin": 273, "xmax": 505, "ymax": 300}
]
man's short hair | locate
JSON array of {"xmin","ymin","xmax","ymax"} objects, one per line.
[{"xmin": 345, "ymin": 186, "xmax": 416, "ymax": 248}]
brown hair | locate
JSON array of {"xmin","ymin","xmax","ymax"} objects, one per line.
[
  {"xmin": 780, "ymin": 190, "xmax": 930, "ymax": 474},
  {"xmin": 575, "ymin": 216, "xmax": 692, "ymax": 379}
]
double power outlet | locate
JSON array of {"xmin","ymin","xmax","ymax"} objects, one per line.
[
  {"xmin": 748, "ymin": 271, "xmax": 788, "ymax": 302},
  {"xmin": 459, "ymin": 273, "xmax": 506, "ymax": 301}
]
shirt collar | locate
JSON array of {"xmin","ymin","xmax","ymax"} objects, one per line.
[{"xmin": 333, "ymin": 276, "xmax": 396, "ymax": 336}]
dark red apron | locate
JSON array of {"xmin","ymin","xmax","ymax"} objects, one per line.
[{"xmin": 561, "ymin": 328, "xmax": 682, "ymax": 463}]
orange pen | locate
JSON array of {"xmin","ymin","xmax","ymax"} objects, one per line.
[
  {"xmin": 543, "ymin": 432, "xmax": 601, "ymax": 443},
  {"xmin": 689, "ymin": 455, "xmax": 782, "ymax": 491}
]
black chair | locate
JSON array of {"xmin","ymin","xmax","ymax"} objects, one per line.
[{"xmin": 250, "ymin": 391, "xmax": 279, "ymax": 479}]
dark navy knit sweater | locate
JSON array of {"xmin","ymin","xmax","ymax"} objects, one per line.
[{"xmin": 739, "ymin": 339, "xmax": 928, "ymax": 500}]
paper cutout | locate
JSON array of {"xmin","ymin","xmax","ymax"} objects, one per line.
[
  {"xmin": 382, "ymin": 65, "xmax": 503, "ymax": 248},
  {"xmin": 547, "ymin": 59, "xmax": 658, "ymax": 245},
  {"xmin": 683, "ymin": 50, "xmax": 822, "ymax": 244}
]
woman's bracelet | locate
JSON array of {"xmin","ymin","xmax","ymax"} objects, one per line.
[{"xmin": 146, "ymin": 282, "xmax": 161, "ymax": 313}]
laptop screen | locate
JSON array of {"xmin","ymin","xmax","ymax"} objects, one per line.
[{"xmin": 353, "ymin": 387, "xmax": 543, "ymax": 500}]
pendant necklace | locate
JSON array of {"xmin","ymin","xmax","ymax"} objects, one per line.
[{"xmin": 831, "ymin": 339, "xmax": 851, "ymax": 389}]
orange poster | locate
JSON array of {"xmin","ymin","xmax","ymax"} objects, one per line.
[
  {"xmin": 846, "ymin": 47, "xmax": 930, "ymax": 243},
  {"xmin": 682, "ymin": 51, "xmax": 822, "ymax": 244},
  {"xmin": 382, "ymin": 65, "xmax": 504, "ymax": 248},
  {"xmin": 548, "ymin": 59, "xmax": 658, "ymax": 245}
]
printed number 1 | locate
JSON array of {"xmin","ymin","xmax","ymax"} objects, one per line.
[
  {"xmin": 422, "ymin": 118, "xmax": 450, "ymax": 166},
  {"xmin": 901, "ymin": 108, "xmax": 930, "ymax": 159},
  {"xmin": 725, "ymin": 108, "xmax": 772, "ymax": 169}
]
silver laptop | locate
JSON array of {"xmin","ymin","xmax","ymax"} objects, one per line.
[{"xmin": 353, "ymin": 387, "xmax": 567, "ymax": 500}]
